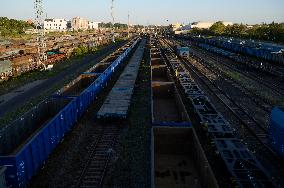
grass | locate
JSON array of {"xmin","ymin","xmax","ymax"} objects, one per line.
[
  {"xmin": 206, "ymin": 61, "xmax": 284, "ymax": 106},
  {"xmin": 225, "ymin": 70, "xmax": 284, "ymax": 106}
]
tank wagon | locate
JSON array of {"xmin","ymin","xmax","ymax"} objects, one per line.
[{"xmin": 0, "ymin": 38, "xmax": 140, "ymax": 188}]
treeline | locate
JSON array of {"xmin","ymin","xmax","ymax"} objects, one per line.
[
  {"xmin": 190, "ymin": 21, "xmax": 284, "ymax": 43},
  {"xmin": 72, "ymin": 46, "xmax": 98, "ymax": 56},
  {"xmin": 0, "ymin": 17, "xmax": 34, "ymax": 37}
]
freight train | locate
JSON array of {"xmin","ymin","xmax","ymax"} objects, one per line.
[
  {"xmin": 159, "ymin": 38, "xmax": 276, "ymax": 188},
  {"xmin": 186, "ymin": 35, "xmax": 284, "ymax": 65},
  {"xmin": 0, "ymin": 38, "xmax": 140, "ymax": 188}
]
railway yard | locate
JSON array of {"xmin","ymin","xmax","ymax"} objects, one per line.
[{"xmin": 0, "ymin": 33, "xmax": 284, "ymax": 188}]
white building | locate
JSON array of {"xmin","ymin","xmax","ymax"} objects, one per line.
[
  {"xmin": 44, "ymin": 19, "xmax": 68, "ymax": 32},
  {"xmin": 170, "ymin": 23, "xmax": 183, "ymax": 32},
  {"xmin": 174, "ymin": 25, "xmax": 191, "ymax": 35},
  {"xmin": 191, "ymin": 21, "xmax": 233, "ymax": 29},
  {"xmin": 88, "ymin": 21, "xmax": 100, "ymax": 30}
]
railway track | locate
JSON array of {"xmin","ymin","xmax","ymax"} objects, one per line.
[
  {"xmin": 191, "ymin": 45, "xmax": 284, "ymax": 96},
  {"xmin": 189, "ymin": 52, "xmax": 273, "ymax": 114},
  {"xmin": 75, "ymin": 124, "xmax": 120, "ymax": 188},
  {"xmin": 160, "ymin": 38, "xmax": 284, "ymax": 185},
  {"xmin": 178, "ymin": 37, "xmax": 284, "ymax": 79},
  {"xmin": 169, "ymin": 39, "xmax": 276, "ymax": 128}
]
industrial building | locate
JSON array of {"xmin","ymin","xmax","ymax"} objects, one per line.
[{"xmin": 72, "ymin": 17, "xmax": 89, "ymax": 31}]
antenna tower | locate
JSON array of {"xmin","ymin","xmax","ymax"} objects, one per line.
[
  {"xmin": 110, "ymin": 0, "xmax": 115, "ymax": 42},
  {"xmin": 128, "ymin": 11, "xmax": 130, "ymax": 38},
  {"xmin": 34, "ymin": 0, "xmax": 47, "ymax": 69}
]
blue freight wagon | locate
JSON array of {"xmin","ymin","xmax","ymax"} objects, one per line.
[
  {"xmin": 269, "ymin": 107, "xmax": 284, "ymax": 158},
  {"xmin": 0, "ymin": 38, "xmax": 140, "ymax": 188}
]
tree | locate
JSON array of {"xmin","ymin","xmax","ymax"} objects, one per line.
[
  {"xmin": 209, "ymin": 21, "xmax": 226, "ymax": 35},
  {"xmin": 0, "ymin": 17, "xmax": 34, "ymax": 37},
  {"xmin": 72, "ymin": 47, "xmax": 82, "ymax": 56}
]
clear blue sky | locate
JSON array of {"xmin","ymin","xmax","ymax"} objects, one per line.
[{"xmin": 1, "ymin": 0, "xmax": 284, "ymax": 25}]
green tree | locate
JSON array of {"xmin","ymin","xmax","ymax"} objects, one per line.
[
  {"xmin": 72, "ymin": 47, "xmax": 82, "ymax": 56},
  {"xmin": 209, "ymin": 21, "xmax": 226, "ymax": 35},
  {"xmin": 0, "ymin": 17, "xmax": 33, "ymax": 37}
]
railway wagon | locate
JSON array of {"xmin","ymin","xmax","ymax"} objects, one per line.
[
  {"xmin": 188, "ymin": 35, "xmax": 284, "ymax": 65},
  {"xmin": 0, "ymin": 166, "xmax": 6, "ymax": 188},
  {"xmin": 0, "ymin": 38, "xmax": 140, "ymax": 188},
  {"xmin": 176, "ymin": 46, "xmax": 190, "ymax": 58},
  {"xmin": 269, "ymin": 107, "xmax": 284, "ymax": 158},
  {"xmin": 151, "ymin": 127, "xmax": 218, "ymax": 188}
]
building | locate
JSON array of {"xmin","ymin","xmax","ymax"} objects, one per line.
[
  {"xmin": 170, "ymin": 23, "xmax": 183, "ymax": 32},
  {"xmin": 72, "ymin": 17, "xmax": 88, "ymax": 31},
  {"xmin": 44, "ymin": 19, "xmax": 68, "ymax": 32},
  {"xmin": 191, "ymin": 21, "xmax": 233, "ymax": 29},
  {"xmin": 191, "ymin": 22, "xmax": 214, "ymax": 29},
  {"xmin": 88, "ymin": 21, "xmax": 100, "ymax": 30},
  {"xmin": 174, "ymin": 25, "xmax": 191, "ymax": 35}
]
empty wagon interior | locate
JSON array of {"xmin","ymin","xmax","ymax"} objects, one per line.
[
  {"xmin": 151, "ymin": 53, "xmax": 162, "ymax": 59},
  {"xmin": 152, "ymin": 66, "xmax": 170, "ymax": 82},
  {"xmin": 153, "ymin": 127, "xmax": 202, "ymax": 188},
  {"xmin": 90, "ymin": 63, "xmax": 111, "ymax": 74},
  {"xmin": 0, "ymin": 98, "xmax": 72, "ymax": 155},
  {"xmin": 152, "ymin": 83, "xmax": 186, "ymax": 122},
  {"xmin": 102, "ymin": 55, "xmax": 120, "ymax": 63},
  {"xmin": 61, "ymin": 74, "xmax": 98, "ymax": 96},
  {"xmin": 151, "ymin": 58, "xmax": 166, "ymax": 66}
]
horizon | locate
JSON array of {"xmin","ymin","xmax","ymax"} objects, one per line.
[{"xmin": 1, "ymin": 0, "xmax": 284, "ymax": 25}]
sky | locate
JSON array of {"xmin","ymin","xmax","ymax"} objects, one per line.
[{"xmin": 1, "ymin": 0, "xmax": 284, "ymax": 25}]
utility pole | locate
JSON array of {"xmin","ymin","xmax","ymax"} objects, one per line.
[{"xmin": 34, "ymin": 0, "xmax": 47, "ymax": 70}]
